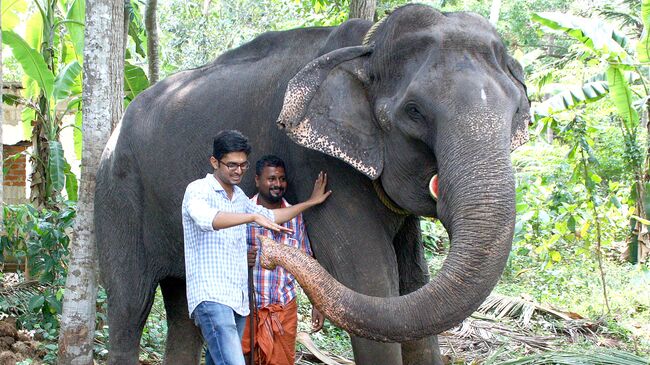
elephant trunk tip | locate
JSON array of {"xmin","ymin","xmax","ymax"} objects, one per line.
[{"xmin": 258, "ymin": 236, "xmax": 279, "ymax": 270}]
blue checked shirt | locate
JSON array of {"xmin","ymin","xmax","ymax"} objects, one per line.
[{"xmin": 182, "ymin": 173, "xmax": 274, "ymax": 317}]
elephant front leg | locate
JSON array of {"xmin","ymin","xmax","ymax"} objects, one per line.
[
  {"xmin": 395, "ymin": 216, "xmax": 443, "ymax": 365},
  {"xmin": 305, "ymin": 203, "xmax": 406, "ymax": 365}
]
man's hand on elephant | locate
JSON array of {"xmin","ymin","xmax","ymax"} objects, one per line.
[
  {"xmin": 247, "ymin": 247, "xmax": 257, "ymax": 267},
  {"xmin": 311, "ymin": 307, "xmax": 324, "ymax": 333},
  {"xmin": 308, "ymin": 171, "xmax": 332, "ymax": 205},
  {"xmin": 253, "ymin": 214, "xmax": 294, "ymax": 234}
]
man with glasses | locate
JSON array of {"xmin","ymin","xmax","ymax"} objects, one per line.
[{"xmin": 182, "ymin": 130, "xmax": 331, "ymax": 365}]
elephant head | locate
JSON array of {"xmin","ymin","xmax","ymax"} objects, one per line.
[{"xmin": 271, "ymin": 4, "xmax": 530, "ymax": 342}]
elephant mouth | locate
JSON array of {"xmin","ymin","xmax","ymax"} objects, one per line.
[{"xmin": 429, "ymin": 174, "xmax": 438, "ymax": 201}]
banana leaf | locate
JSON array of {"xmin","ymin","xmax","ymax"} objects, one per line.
[
  {"xmin": 53, "ymin": 61, "xmax": 82, "ymax": 100},
  {"xmin": 64, "ymin": 0, "xmax": 85, "ymax": 62},
  {"xmin": 47, "ymin": 141, "xmax": 66, "ymax": 196},
  {"xmin": 533, "ymin": 81, "xmax": 609, "ymax": 120},
  {"xmin": 2, "ymin": 30, "xmax": 55, "ymax": 100},
  {"xmin": 64, "ymin": 161, "xmax": 78, "ymax": 201},
  {"xmin": 1, "ymin": 0, "xmax": 28, "ymax": 30},
  {"xmin": 606, "ymin": 65, "xmax": 639, "ymax": 133},
  {"xmin": 532, "ymin": 12, "xmax": 630, "ymax": 59},
  {"xmin": 124, "ymin": 62, "xmax": 150, "ymax": 106}
]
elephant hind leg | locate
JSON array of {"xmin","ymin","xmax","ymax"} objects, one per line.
[
  {"xmin": 159, "ymin": 277, "xmax": 203, "ymax": 365},
  {"xmin": 394, "ymin": 216, "xmax": 443, "ymax": 365},
  {"xmin": 96, "ymin": 162, "xmax": 157, "ymax": 365},
  {"xmin": 105, "ymin": 275, "xmax": 157, "ymax": 365}
]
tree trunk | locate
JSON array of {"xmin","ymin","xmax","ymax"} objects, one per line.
[
  {"xmin": 57, "ymin": 0, "xmax": 124, "ymax": 362},
  {"xmin": 349, "ymin": 0, "xmax": 375, "ymax": 21},
  {"xmin": 489, "ymin": 0, "xmax": 502, "ymax": 26},
  {"xmin": 123, "ymin": 0, "xmax": 130, "ymax": 66},
  {"xmin": 29, "ymin": 119, "xmax": 48, "ymax": 208},
  {"xmin": 145, "ymin": 0, "xmax": 159, "ymax": 84}
]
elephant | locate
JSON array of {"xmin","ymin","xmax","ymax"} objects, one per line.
[{"xmin": 94, "ymin": 4, "xmax": 529, "ymax": 365}]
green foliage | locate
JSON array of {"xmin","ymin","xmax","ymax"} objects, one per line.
[
  {"xmin": 157, "ymin": 0, "xmax": 349, "ymax": 75},
  {"xmin": 126, "ymin": 0, "xmax": 147, "ymax": 59},
  {"xmin": 0, "ymin": 203, "xmax": 76, "ymax": 338},
  {"xmin": 138, "ymin": 290, "xmax": 167, "ymax": 363},
  {"xmin": 531, "ymin": 2, "xmax": 650, "ymax": 267},
  {"xmin": 124, "ymin": 61, "xmax": 150, "ymax": 106},
  {"xmin": 1, "ymin": 0, "xmax": 84, "ymax": 205},
  {"xmin": 2, "ymin": 30, "xmax": 56, "ymax": 99},
  {"xmin": 296, "ymin": 286, "xmax": 353, "ymax": 359},
  {"xmin": 637, "ymin": 0, "xmax": 650, "ymax": 63},
  {"xmin": 534, "ymin": 81, "xmax": 609, "ymax": 119},
  {"xmin": 493, "ymin": 348, "xmax": 649, "ymax": 365}
]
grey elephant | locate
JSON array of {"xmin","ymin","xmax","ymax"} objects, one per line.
[{"xmin": 95, "ymin": 4, "xmax": 529, "ymax": 365}]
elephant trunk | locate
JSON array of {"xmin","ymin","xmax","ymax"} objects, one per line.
[{"xmin": 260, "ymin": 149, "xmax": 514, "ymax": 342}]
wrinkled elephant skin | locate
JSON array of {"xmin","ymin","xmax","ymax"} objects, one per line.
[{"xmin": 95, "ymin": 4, "xmax": 529, "ymax": 365}]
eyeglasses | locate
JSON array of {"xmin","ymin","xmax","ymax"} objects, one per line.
[{"xmin": 219, "ymin": 160, "xmax": 250, "ymax": 171}]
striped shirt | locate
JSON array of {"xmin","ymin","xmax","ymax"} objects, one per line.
[
  {"xmin": 247, "ymin": 194, "xmax": 312, "ymax": 308},
  {"xmin": 182, "ymin": 174, "xmax": 274, "ymax": 317}
]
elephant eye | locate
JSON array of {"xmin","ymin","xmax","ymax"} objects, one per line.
[{"xmin": 405, "ymin": 102, "xmax": 425, "ymax": 123}]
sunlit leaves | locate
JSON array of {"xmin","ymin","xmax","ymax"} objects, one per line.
[
  {"xmin": 124, "ymin": 62, "xmax": 150, "ymax": 106},
  {"xmin": 533, "ymin": 81, "xmax": 609, "ymax": 121},
  {"xmin": 2, "ymin": 30, "xmax": 55, "ymax": 100},
  {"xmin": 53, "ymin": 61, "xmax": 82, "ymax": 100},
  {"xmin": 532, "ymin": 12, "xmax": 630, "ymax": 59},
  {"xmin": 64, "ymin": 161, "xmax": 78, "ymax": 201},
  {"xmin": 606, "ymin": 66, "xmax": 639, "ymax": 133},
  {"xmin": 64, "ymin": 0, "xmax": 85, "ymax": 62},
  {"xmin": 1, "ymin": 0, "xmax": 27, "ymax": 29},
  {"xmin": 126, "ymin": 0, "xmax": 147, "ymax": 58},
  {"xmin": 47, "ymin": 141, "xmax": 66, "ymax": 197},
  {"xmin": 24, "ymin": 9, "xmax": 44, "ymax": 49}
]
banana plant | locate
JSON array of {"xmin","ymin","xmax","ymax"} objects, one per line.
[
  {"xmin": 532, "ymin": 1, "xmax": 650, "ymax": 263},
  {"xmin": 2, "ymin": 0, "xmax": 149, "ymax": 205},
  {"xmin": 2, "ymin": 0, "xmax": 84, "ymax": 206}
]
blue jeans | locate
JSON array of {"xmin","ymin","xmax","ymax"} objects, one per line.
[{"xmin": 193, "ymin": 301, "xmax": 247, "ymax": 365}]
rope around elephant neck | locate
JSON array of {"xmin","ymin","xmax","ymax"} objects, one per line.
[
  {"xmin": 372, "ymin": 179, "xmax": 411, "ymax": 215},
  {"xmin": 362, "ymin": 16, "xmax": 387, "ymax": 45}
]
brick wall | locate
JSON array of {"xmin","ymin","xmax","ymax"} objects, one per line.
[{"xmin": 2, "ymin": 143, "xmax": 29, "ymax": 204}]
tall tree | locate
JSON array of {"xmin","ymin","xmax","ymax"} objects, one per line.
[
  {"xmin": 145, "ymin": 0, "xmax": 159, "ymax": 84},
  {"xmin": 489, "ymin": 0, "xmax": 502, "ymax": 26},
  {"xmin": 58, "ymin": 0, "xmax": 125, "ymax": 362},
  {"xmin": 349, "ymin": 0, "xmax": 375, "ymax": 21}
]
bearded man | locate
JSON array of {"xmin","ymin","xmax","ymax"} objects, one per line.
[{"xmin": 242, "ymin": 155, "xmax": 325, "ymax": 365}]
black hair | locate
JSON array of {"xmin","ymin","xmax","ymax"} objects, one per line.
[
  {"xmin": 255, "ymin": 154, "xmax": 286, "ymax": 176},
  {"xmin": 212, "ymin": 130, "xmax": 252, "ymax": 159}
]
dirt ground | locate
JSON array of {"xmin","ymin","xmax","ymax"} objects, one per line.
[{"xmin": 0, "ymin": 317, "xmax": 45, "ymax": 365}]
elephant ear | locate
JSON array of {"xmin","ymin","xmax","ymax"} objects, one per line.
[
  {"xmin": 277, "ymin": 46, "xmax": 383, "ymax": 179},
  {"xmin": 506, "ymin": 55, "xmax": 531, "ymax": 151}
]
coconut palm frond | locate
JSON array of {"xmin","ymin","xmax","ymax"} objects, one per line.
[
  {"xmin": 598, "ymin": 0, "xmax": 643, "ymax": 37},
  {"xmin": 505, "ymin": 332, "xmax": 556, "ymax": 351},
  {"xmin": 0, "ymin": 280, "xmax": 51, "ymax": 317},
  {"xmin": 557, "ymin": 318, "xmax": 602, "ymax": 342},
  {"xmin": 452, "ymin": 318, "xmax": 498, "ymax": 341},
  {"xmin": 478, "ymin": 295, "xmax": 537, "ymax": 326},
  {"xmin": 446, "ymin": 316, "xmax": 557, "ymax": 353},
  {"xmin": 496, "ymin": 348, "xmax": 650, "ymax": 365}
]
